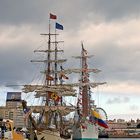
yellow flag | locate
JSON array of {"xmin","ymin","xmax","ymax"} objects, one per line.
[{"xmin": 91, "ymin": 110, "xmax": 102, "ymax": 119}]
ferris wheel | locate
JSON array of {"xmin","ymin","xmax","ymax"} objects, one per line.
[{"xmin": 96, "ymin": 107, "xmax": 108, "ymax": 121}]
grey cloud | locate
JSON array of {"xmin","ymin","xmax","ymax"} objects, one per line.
[
  {"xmin": 0, "ymin": 1, "xmax": 46, "ymax": 25},
  {"xmin": 89, "ymin": 0, "xmax": 140, "ymax": 21},
  {"xmin": 88, "ymin": 42, "xmax": 140, "ymax": 83},
  {"xmin": 129, "ymin": 105, "xmax": 139, "ymax": 111},
  {"xmin": 0, "ymin": 0, "xmax": 140, "ymax": 26},
  {"xmin": 0, "ymin": 44, "xmax": 35, "ymax": 85},
  {"xmin": 0, "ymin": 0, "xmax": 140, "ymax": 88},
  {"xmin": 106, "ymin": 97, "xmax": 130, "ymax": 104}
]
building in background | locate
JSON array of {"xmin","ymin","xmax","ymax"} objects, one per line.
[{"xmin": 0, "ymin": 92, "xmax": 24, "ymax": 128}]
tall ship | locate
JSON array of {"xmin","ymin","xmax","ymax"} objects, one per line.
[
  {"xmin": 71, "ymin": 44, "xmax": 107, "ymax": 140},
  {"xmin": 21, "ymin": 13, "xmax": 107, "ymax": 140},
  {"xmin": 22, "ymin": 13, "xmax": 75, "ymax": 140}
]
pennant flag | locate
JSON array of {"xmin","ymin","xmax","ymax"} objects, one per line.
[
  {"xmin": 62, "ymin": 74, "xmax": 69, "ymax": 79},
  {"xmin": 59, "ymin": 72, "xmax": 69, "ymax": 80},
  {"xmin": 56, "ymin": 22, "xmax": 63, "ymax": 30},
  {"xmin": 46, "ymin": 75, "xmax": 54, "ymax": 81},
  {"xmin": 91, "ymin": 110, "xmax": 108, "ymax": 128},
  {"xmin": 50, "ymin": 13, "xmax": 57, "ymax": 19}
]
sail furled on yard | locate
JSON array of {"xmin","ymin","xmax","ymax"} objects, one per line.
[{"xmin": 31, "ymin": 105, "xmax": 75, "ymax": 116}]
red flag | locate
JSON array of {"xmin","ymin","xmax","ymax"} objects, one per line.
[
  {"xmin": 50, "ymin": 13, "xmax": 57, "ymax": 19},
  {"xmin": 81, "ymin": 124, "xmax": 87, "ymax": 129},
  {"xmin": 48, "ymin": 92, "xmax": 60, "ymax": 102},
  {"xmin": 46, "ymin": 75, "xmax": 54, "ymax": 81}
]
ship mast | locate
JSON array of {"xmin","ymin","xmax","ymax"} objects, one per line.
[
  {"xmin": 23, "ymin": 15, "xmax": 73, "ymax": 128},
  {"xmin": 54, "ymin": 29, "xmax": 64, "ymax": 85},
  {"xmin": 54, "ymin": 31, "xmax": 58, "ymax": 85},
  {"xmin": 67, "ymin": 43, "xmax": 107, "ymax": 120},
  {"xmin": 81, "ymin": 43, "xmax": 90, "ymax": 117},
  {"xmin": 38, "ymin": 22, "xmax": 58, "ymax": 107},
  {"xmin": 46, "ymin": 20, "xmax": 51, "ymax": 86}
]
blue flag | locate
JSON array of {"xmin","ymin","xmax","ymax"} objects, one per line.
[{"xmin": 55, "ymin": 22, "xmax": 63, "ymax": 30}]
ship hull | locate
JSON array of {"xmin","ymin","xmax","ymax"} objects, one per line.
[
  {"xmin": 37, "ymin": 129, "xmax": 72, "ymax": 140},
  {"xmin": 72, "ymin": 121, "xmax": 98, "ymax": 140}
]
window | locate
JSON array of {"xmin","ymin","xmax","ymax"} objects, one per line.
[{"xmin": 9, "ymin": 112, "xmax": 13, "ymax": 120}]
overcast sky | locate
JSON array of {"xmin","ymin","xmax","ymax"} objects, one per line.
[{"xmin": 0, "ymin": 0, "xmax": 140, "ymax": 120}]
